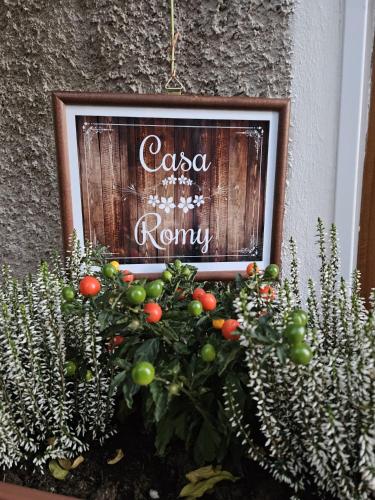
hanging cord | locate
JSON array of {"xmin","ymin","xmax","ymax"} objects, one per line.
[{"xmin": 165, "ymin": 0, "xmax": 185, "ymax": 94}]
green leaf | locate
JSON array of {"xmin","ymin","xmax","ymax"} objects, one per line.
[
  {"xmin": 174, "ymin": 342, "xmax": 190, "ymax": 355},
  {"xmin": 150, "ymin": 381, "xmax": 169, "ymax": 422},
  {"xmin": 155, "ymin": 415, "xmax": 175, "ymax": 456},
  {"xmin": 193, "ymin": 420, "xmax": 221, "ymax": 464},
  {"xmin": 122, "ymin": 376, "xmax": 140, "ymax": 409},
  {"xmin": 134, "ymin": 338, "xmax": 160, "ymax": 363},
  {"xmin": 174, "ymin": 412, "xmax": 187, "ymax": 440},
  {"xmin": 110, "ymin": 370, "xmax": 127, "ymax": 395},
  {"xmin": 276, "ymin": 344, "xmax": 288, "ymax": 364},
  {"xmin": 114, "ymin": 358, "xmax": 131, "ymax": 370},
  {"xmin": 217, "ymin": 343, "xmax": 241, "ymax": 376}
]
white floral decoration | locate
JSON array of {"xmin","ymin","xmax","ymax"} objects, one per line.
[
  {"xmin": 178, "ymin": 175, "xmax": 188, "ymax": 185},
  {"xmin": 178, "ymin": 196, "xmax": 194, "ymax": 213},
  {"xmin": 186, "ymin": 179, "xmax": 193, "ymax": 186},
  {"xmin": 193, "ymin": 194, "xmax": 204, "ymax": 207},
  {"xmin": 159, "ymin": 196, "xmax": 176, "ymax": 214},
  {"xmin": 162, "ymin": 178, "xmax": 169, "ymax": 188},
  {"xmin": 148, "ymin": 194, "xmax": 160, "ymax": 207},
  {"xmin": 167, "ymin": 175, "xmax": 177, "ymax": 185}
]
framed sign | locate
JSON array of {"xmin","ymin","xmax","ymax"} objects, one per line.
[{"xmin": 53, "ymin": 93, "xmax": 290, "ymax": 279}]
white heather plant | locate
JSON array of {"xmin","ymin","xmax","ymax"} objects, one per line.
[
  {"xmin": 0, "ymin": 236, "xmax": 115, "ymax": 469},
  {"xmin": 226, "ymin": 220, "xmax": 375, "ymax": 500}
]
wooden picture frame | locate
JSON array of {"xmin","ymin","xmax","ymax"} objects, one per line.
[{"xmin": 52, "ymin": 92, "xmax": 290, "ymax": 280}]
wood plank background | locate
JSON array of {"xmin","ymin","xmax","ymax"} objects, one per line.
[{"xmin": 76, "ymin": 116, "xmax": 269, "ymax": 264}]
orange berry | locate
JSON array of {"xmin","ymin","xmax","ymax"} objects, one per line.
[
  {"xmin": 259, "ymin": 285, "xmax": 276, "ymax": 301},
  {"xmin": 212, "ymin": 318, "xmax": 225, "ymax": 329},
  {"xmin": 246, "ymin": 262, "xmax": 260, "ymax": 276}
]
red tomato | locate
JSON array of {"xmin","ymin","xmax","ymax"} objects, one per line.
[
  {"xmin": 200, "ymin": 293, "xmax": 217, "ymax": 311},
  {"xmin": 79, "ymin": 276, "xmax": 101, "ymax": 297},
  {"xmin": 122, "ymin": 270, "xmax": 135, "ymax": 283},
  {"xmin": 192, "ymin": 288, "xmax": 206, "ymax": 301},
  {"xmin": 112, "ymin": 336, "xmax": 125, "ymax": 347},
  {"xmin": 176, "ymin": 287, "xmax": 186, "ymax": 301},
  {"xmin": 259, "ymin": 285, "xmax": 276, "ymax": 301},
  {"xmin": 221, "ymin": 319, "xmax": 240, "ymax": 341},
  {"xmin": 144, "ymin": 302, "xmax": 162, "ymax": 323}
]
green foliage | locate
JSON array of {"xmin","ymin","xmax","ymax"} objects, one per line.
[
  {"xmin": 71, "ymin": 259, "xmax": 286, "ymax": 466},
  {"xmin": 0, "ymin": 234, "xmax": 115, "ymax": 469},
  {"xmin": 228, "ymin": 220, "xmax": 375, "ymax": 500}
]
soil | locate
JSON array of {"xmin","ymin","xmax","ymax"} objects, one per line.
[{"xmin": 1, "ymin": 412, "xmax": 323, "ymax": 500}]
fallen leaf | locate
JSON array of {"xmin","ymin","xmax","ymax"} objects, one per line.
[
  {"xmin": 185, "ymin": 465, "xmax": 222, "ymax": 483},
  {"xmin": 57, "ymin": 458, "xmax": 72, "ymax": 470},
  {"xmin": 49, "ymin": 460, "xmax": 69, "ymax": 480},
  {"xmin": 179, "ymin": 466, "xmax": 238, "ymax": 499},
  {"xmin": 71, "ymin": 456, "xmax": 85, "ymax": 469},
  {"xmin": 107, "ymin": 448, "xmax": 124, "ymax": 465}
]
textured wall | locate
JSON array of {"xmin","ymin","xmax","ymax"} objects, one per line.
[
  {"xmin": 284, "ymin": 0, "xmax": 344, "ymax": 288},
  {"xmin": 0, "ymin": 0, "xmax": 294, "ymax": 271}
]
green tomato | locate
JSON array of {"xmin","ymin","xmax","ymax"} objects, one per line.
[
  {"xmin": 288, "ymin": 309, "xmax": 308, "ymax": 327},
  {"xmin": 85, "ymin": 369, "xmax": 94, "ymax": 382},
  {"xmin": 161, "ymin": 270, "xmax": 173, "ymax": 282},
  {"xmin": 128, "ymin": 319, "xmax": 141, "ymax": 331},
  {"xmin": 145, "ymin": 280, "xmax": 164, "ymax": 299},
  {"xmin": 62, "ymin": 286, "xmax": 75, "ymax": 302},
  {"xmin": 284, "ymin": 324, "xmax": 305, "ymax": 344},
  {"xmin": 131, "ymin": 361, "xmax": 155, "ymax": 386},
  {"xmin": 187, "ymin": 300, "xmax": 203, "ymax": 317},
  {"xmin": 290, "ymin": 342, "xmax": 313, "ymax": 365},
  {"xmin": 126, "ymin": 285, "xmax": 147, "ymax": 305},
  {"xmin": 168, "ymin": 383, "xmax": 181, "ymax": 396},
  {"xmin": 102, "ymin": 263, "xmax": 117, "ymax": 278},
  {"xmin": 264, "ymin": 264, "xmax": 279, "ymax": 280},
  {"xmin": 65, "ymin": 360, "xmax": 77, "ymax": 377},
  {"xmin": 182, "ymin": 266, "xmax": 191, "ymax": 278},
  {"xmin": 201, "ymin": 343, "xmax": 216, "ymax": 362},
  {"xmin": 174, "ymin": 259, "xmax": 182, "ymax": 269}
]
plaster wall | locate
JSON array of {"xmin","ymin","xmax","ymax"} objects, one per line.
[
  {"xmin": 284, "ymin": 0, "xmax": 344, "ymax": 286},
  {"xmin": 0, "ymin": 0, "xmax": 294, "ymax": 271}
]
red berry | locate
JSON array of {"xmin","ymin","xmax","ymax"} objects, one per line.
[
  {"xmin": 122, "ymin": 270, "xmax": 135, "ymax": 283},
  {"xmin": 200, "ymin": 293, "xmax": 217, "ymax": 311},
  {"xmin": 79, "ymin": 276, "xmax": 101, "ymax": 297},
  {"xmin": 112, "ymin": 336, "xmax": 125, "ymax": 347},
  {"xmin": 192, "ymin": 288, "xmax": 206, "ymax": 301},
  {"xmin": 221, "ymin": 319, "xmax": 240, "ymax": 341},
  {"xmin": 144, "ymin": 302, "xmax": 162, "ymax": 323}
]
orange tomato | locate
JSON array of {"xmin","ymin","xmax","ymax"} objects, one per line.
[
  {"xmin": 212, "ymin": 318, "xmax": 225, "ymax": 330},
  {"xmin": 221, "ymin": 319, "xmax": 240, "ymax": 341},
  {"xmin": 246, "ymin": 262, "xmax": 260, "ymax": 276},
  {"xmin": 79, "ymin": 276, "xmax": 101, "ymax": 297},
  {"xmin": 200, "ymin": 293, "xmax": 217, "ymax": 311},
  {"xmin": 144, "ymin": 302, "xmax": 162, "ymax": 323}
]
